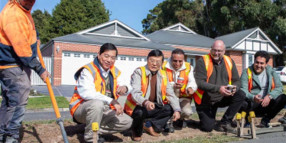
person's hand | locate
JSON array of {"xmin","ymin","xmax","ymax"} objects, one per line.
[
  {"xmin": 187, "ymin": 87, "xmax": 194, "ymax": 95},
  {"xmin": 261, "ymin": 95, "xmax": 271, "ymax": 107},
  {"xmin": 174, "ymin": 83, "xmax": 183, "ymax": 89},
  {"xmin": 231, "ymin": 86, "xmax": 237, "ymax": 95},
  {"xmin": 117, "ymin": 86, "xmax": 128, "ymax": 95},
  {"xmin": 172, "ymin": 111, "xmax": 181, "ymax": 121},
  {"xmin": 40, "ymin": 70, "xmax": 50, "ymax": 83},
  {"xmin": 219, "ymin": 86, "xmax": 232, "ymax": 96},
  {"xmin": 145, "ymin": 101, "xmax": 155, "ymax": 111},
  {"xmin": 111, "ymin": 100, "xmax": 123, "ymax": 115},
  {"xmin": 254, "ymin": 95, "xmax": 263, "ymax": 103}
]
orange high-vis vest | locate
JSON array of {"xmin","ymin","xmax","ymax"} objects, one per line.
[
  {"xmin": 247, "ymin": 68, "xmax": 275, "ymax": 92},
  {"xmin": 193, "ymin": 54, "xmax": 233, "ymax": 105},
  {"xmin": 162, "ymin": 61, "xmax": 191, "ymax": 98},
  {"xmin": 69, "ymin": 62, "xmax": 121, "ymax": 116},
  {"xmin": 124, "ymin": 66, "xmax": 168, "ymax": 116}
]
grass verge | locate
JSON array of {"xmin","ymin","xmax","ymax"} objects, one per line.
[
  {"xmin": 0, "ymin": 96, "xmax": 69, "ymax": 109},
  {"xmin": 157, "ymin": 134, "xmax": 240, "ymax": 143}
]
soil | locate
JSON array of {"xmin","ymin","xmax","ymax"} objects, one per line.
[{"xmin": 18, "ymin": 111, "xmax": 285, "ymax": 143}]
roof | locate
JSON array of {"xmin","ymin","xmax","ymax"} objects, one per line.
[
  {"xmin": 53, "ymin": 33, "xmax": 174, "ymax": 51},
  {"xmin": 50, "ymin": 20, "xmax": 175, "ymax": 51},
  {"xmin": 215, "ymin": 27, "xmax": 258, "ymax": 48},
  {"xmin": 147, "ymin": 23, "xmax": 215, "ymax": 48}
]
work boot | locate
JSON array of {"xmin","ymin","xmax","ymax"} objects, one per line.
[
  {"xmin": 97, "ymin": 136, "xmax": 105, "ymax": 143},
  {"xmin": 215, "ymin": 122, "xmax": 236, "ymax": 134},
  {"xmin": 278, "ymin": 116, "xmax": 286, "ymax": 124},
  {"xmin": 5, "ymin": 136, "xmax": 18, "ymax": 143},
  {"xmin": 164, "ymin": 119, "xmax": 175, "ymax": 133}
]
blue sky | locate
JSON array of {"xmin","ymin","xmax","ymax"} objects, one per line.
[{"xmin": 0, "ymin": 0, "xmax": 164, "ymax": 33}]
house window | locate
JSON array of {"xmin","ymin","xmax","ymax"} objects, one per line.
[
  {"xmin": 187, "ymin": 57, "xmax": 196, "ymax": 67},
  {"xmin": 93, "ymin": 55, "xmax": 97, "ymax": 58},
  {"xmin": 129, "ymin": 57, "xmax": 134, "ymax": 61},
  {"xmin": 120, "ymin": 56, "xmax": 126, "ymax": 61},
  {"xmin": 74, "ymin": 53, "xmax": 80, "ymax": 57},
  {"xmin": 136, "ymin": 57, "xmax": 142, "ymax": 61},
  {"xmin": 84, "ymin": 54, "xmax": 90, "ymax": 58},
  {"xmin": 64, "ymin": 53, "xmax": 70, "ymax": 57},
  {"xmin": 248, "ymin": 54, "xmax": 254, "ymax": 67}
]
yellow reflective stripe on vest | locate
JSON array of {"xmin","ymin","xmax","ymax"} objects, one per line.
[
  {"xmin": 160, "ymin": 69, "xmax": 168, "ymax": 102},
  {"xmin": 140, "ymin": 66, "xmax": 147, "ymax": 97}
]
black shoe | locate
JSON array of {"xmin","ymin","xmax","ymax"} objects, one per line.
[
  {"xmin": 173, "ymin": 119, "xmax": 184, "ymax": 129},
  {"xmin": 257, "ymin": 118, "xmax": 270, "ymax": 128},
  {"xmin": 278, "ymin": 116, "xmax": 286, "ymax": 124},
  {"xmin": 98, "ymin": 136, "xmax": 105, "ymax": 143},
  {"xmin": 182, "ymin": 120, "xmax": 187, "ymax": 128},
  {"xmin": 215, "ymin": 122, "xmax": 236, "ymax": 134}
]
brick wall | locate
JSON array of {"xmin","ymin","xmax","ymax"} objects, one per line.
[{"xmin": 226, "ymin": 51, "xmax": 243, "ymax": 75}]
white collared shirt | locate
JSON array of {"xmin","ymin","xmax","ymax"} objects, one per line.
[
  {"xmin": 76, "ymin": 64, "xmax": 132, "ymax": 104},
  {"xmin": 165, "ymin": 58, "xmax": 198, "ymax": 94}
]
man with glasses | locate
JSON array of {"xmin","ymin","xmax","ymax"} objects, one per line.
[
  {"xmin": 161, "ymin": 48, "xmax": 197, "ymax": 132},
  {"xmin": 124, "ymin": 49, "xmax": 181, "ymax": 141},
  {"xmin": 194, "ymin": 40, "xmax": 245, "ymax": 132},
  {"xmin": 69, "ymin": 43, "xmax": 132, "ymax": 143}
]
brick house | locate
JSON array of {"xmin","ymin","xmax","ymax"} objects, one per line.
[{"xmin": 37, "ymin": 20, "xmax": 282, "ymax": 86}]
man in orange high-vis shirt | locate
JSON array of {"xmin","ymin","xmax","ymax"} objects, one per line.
[
  {"xmin": 194, "ymin": 40, "xmax": 245, "ymax": 132},
  {"xmin": 0, "ymin": 0, "xmax": 49, "ymax": 142},
  {"xmin": 125, "ymin": 50, "xmax": 181, "ymax": 141},
  {"xmin": 69, "ymin": 43, "xmax": 132, "ymax": 143},
  {"xmin": 162, "ymin": 48, "xmax": 197, "ymax": 132},
  {"xmin": 240, "ymin": 51, "xmax": 286, "ymax": 127}
]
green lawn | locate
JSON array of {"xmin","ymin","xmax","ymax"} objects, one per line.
[
  {"xmin": 0, "ymin": 96, "xmax": 69, "ymax": 109},
  {"xmin": 157, "ymin": 134, "xmax": 240, "ymax": 143}
]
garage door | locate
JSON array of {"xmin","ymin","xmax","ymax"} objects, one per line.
[{"xmin": 61, "ymin": 52, "xmax": 96, "ymax": 85}]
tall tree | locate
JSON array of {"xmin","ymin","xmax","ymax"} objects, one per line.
[
  {"xmin": 142, "ymin": 0, "xmax": 204, "ymax": 34},
  {"xmin": 32, "ymin": 10, "xmax": 52, "ymax": 43},
  {"xmin": 33, "ymin": 0, "xmax": 109, "ymax": 44}
]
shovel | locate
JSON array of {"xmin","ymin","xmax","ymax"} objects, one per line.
[{"xmin": 36, "ymin": 40, "xmax": 69, "ymax": 143}]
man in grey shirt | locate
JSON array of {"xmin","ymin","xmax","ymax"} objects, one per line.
[
  {"xmin": 240, "ymin": 51, "xmax": 286, "ymax": 127},
  {"xmin": 124, "ymin": 49, "xmax": 181, "ymax": 141}
]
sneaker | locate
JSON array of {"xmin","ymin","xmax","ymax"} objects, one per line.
[
  {"xmin": 278, "ymin": 116, "xmax": 286, "ymax": 124},
  {"xmin": 5, "ymin": 136, "xmax": 18, "ymax": 143},
  {"xmin": 257, "ymin": 118, "xmax": 270, "ymax": 128}
]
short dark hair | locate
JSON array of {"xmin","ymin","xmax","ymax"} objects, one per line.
[
  {"xmin": 147, "ymin": 49, "xmax": 164, "ymax": 62},
  {"xmin": 99, "ymin": 43, "xmax": 118, "ymax": 56},
  {"xmin": 171, "ymin": 48, "xmax": 185, "ymax": 55},
  {"xmin": 254, "ymin": 51, "xmax": 270, "ymax": 63}
]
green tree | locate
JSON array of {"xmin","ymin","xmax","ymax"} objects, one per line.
[
  {"xmin": 142, "ymin": 0, "xmax": 204, "ymax": 34},
  {"xmin": 33, "ymin": 0, "xmax": 109, "ymax": 44},
  {"xmin": 32, "ymin": 10, "xmax": 52, "ymax": 43}
]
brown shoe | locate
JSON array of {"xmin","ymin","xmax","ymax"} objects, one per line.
[
  {"xmin": 143, "ymin": 126, "xmax": 159, "ymax": 137},
  {"xmin": 131, "ymin": 132, "xmax": 142, "ymax": 141}
]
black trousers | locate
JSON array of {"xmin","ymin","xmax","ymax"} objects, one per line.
[
  {"xmin": 131, "ymin": 103, "xmax": 173, "ymax": 136},
  {"xmin": 195, "ymin": 89, "xmax": 245, "ymax": 132},
  {"xmin": 240, "ymin": 94, "xmax": 286, "ymax": 120}
]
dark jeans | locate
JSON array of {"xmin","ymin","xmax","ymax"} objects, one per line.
[
  {"xmin": 0, "ymin": 67, "xmax": 31, "ymax": 139},
  {"xmin": 131, "ymin": 103, "xmax": 173, "ymax": 136},
  {"xmin": 240, "ymin": 94, "xmax": 286, "ymax": 120},
  {"xmin": 195, "ymin": 89, "xmax": 245, "ymax": 132}
]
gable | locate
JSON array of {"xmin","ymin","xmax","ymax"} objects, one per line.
[
  {"xmin": 163, "ymin": 23, "xmax": 197, "ymax": 34},
  {"xmin": 77, "ymin": 20, "xmax": 150, "ymax": 41}
]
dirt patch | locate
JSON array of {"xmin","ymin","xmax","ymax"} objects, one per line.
[{"xmin": 18, "ymin": 111, "xmax": 285, "ymax": 143}]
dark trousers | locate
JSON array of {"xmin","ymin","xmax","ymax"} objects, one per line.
[
  {"xmin": 195, "ymin": 89, "xmax": 245, "ymax": 132},
  {"xmin": 240, "ymin": 94, "xmax": 286, "ymax": 120},
  {"xmin": 131, "ymin": 103, "xmax": 173, "ymax": 136},
  {"xmin": 0, "ymin": 67, "xmax": 31, "ymax": 139}
]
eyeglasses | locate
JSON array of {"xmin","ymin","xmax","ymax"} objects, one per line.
[{"xmin": 148, "ymin": 59, "xmax": 162, "ymax": 65}]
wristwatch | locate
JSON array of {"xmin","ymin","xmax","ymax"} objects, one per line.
[{"xmin": 268, "ymin": 95, "xmax": 273, "ymax": 99}]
